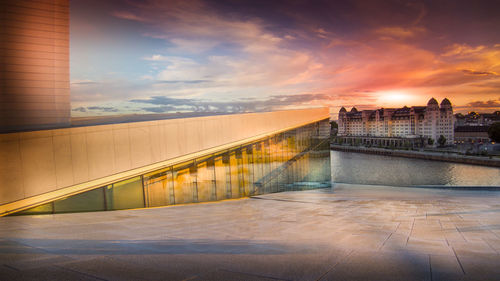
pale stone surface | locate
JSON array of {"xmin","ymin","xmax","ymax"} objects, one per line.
[
  {"xmin": 0, "ymin": 108, "xmax": 329, "ymax": 207},
  {"xmin": 0, "ymin": 139, "xmax": 24, "ymax": 205},
  {"xmin": 53, "ymin": 134, "xmax": 74, "ymax": 188},
  {"xmin": 20, "ymin": 136, "xmax": 57, "ymax": 197},
  {"xmin": 1, "ymin": 183, "xmax": 500, "ymax": 280}
]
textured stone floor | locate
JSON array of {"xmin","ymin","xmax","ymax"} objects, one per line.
[{"xmin": 1, "ymin": 183, "xmax": 500, "ymax": 281}]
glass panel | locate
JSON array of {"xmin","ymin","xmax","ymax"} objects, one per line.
[
  {"xmin": 54, "ymin": 187, "xmax": 105, "ymax": 213},
  {"xmin": 229, "ymin": 151, "xmax": 240, "ymax": 198},
  {"xmin": 173, "ymin": 163, "xmax": 195, "ymax": 204},
  {"xmin": 245, "ymin": 146, "xmax": 255, "ymax": 195},
  {"xmin": 144, "ymin": 168, "xmax": 172, "ymax": 207},
  {"xmin": 16, "ymin": 202, "xmax": 53, "ymax": 215},
  {"xmin": 270, "ymin": 137, "xmax": 279, "ymax": 192},
  {"xmin": 262, "ymin": 140, "xmax": 271, "ymax": 193},
  {"xmin": 11, "ymin": 120, "xmax": 332, "ymax": 216},
  {"xmin": 214, "ymin": 155, "xmax": 228, "ymax": 200},
  {"xmin": 191, "ymin": 166, "xmax": 199, "ymax": 203},
  {"xmin": 223, "ymin": 153, "xmax": 232, "ymax": 198},
  {"xmin": 236, "ymin": 149, "xmax": 247, "ymax": 196},
  {"xmin": 106, "ymin": 177, "xmax": 144, "ymax": 210},
  {"xmin": 277, "ymin": 134, "xmax": 284, "ymax": 167},
  {"xmin": 252, "ymin": 143, "xmax": 263, "ymax": 195},
  {"xmin": 197, "ymin": 159, "xmax": 215, "ymax": 202}
]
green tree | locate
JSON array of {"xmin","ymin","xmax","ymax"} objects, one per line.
[
  {"xmin": 437, "ymin": 135, "xmax": 446, "ymax": 147},
  {"xmin": 427, "ymin": 138, "xmax": 434, "ymax": 146},
  {"xmin": 488, "ymin": 122, "xmax": 500, "ymax": 142},
  {"xmin": 330, "ymin": 121, "xmax": 338, "ymax": 136}
]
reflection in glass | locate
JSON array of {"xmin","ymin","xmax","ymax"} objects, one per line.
[
  {"xmin": 144, "ymin": 168, "xmax": 172, "ymax": 207},
  {"xmin": 16, "ymin": 202, "xmax": 53, "ymax": 215},
  {"xmin": 13, "ymin": 119, "xmax": 332, "ymax": 215},
  {"xmin": 197, "ymin": 159, "xmax": 216, "ymax": 202},
  {"xmin": 252, "ymin": 143, "xmax": 263, "ymax": 195},
  {"xmin": 229, "ymin": 151, "xmax": 240, "ymax": 198},
  {"xmin": 245, "ymin": 146, "xmax": 255, "ymax": 195},
  {"xmin": 173, "ymin": 163, "xmax": 195, "ymax": 204},
  {"xmin": 214, "ymin": 155, "xmax": 229, "ymax": 200},
  {"xmin": 106, "ymin": 177, "xmax": 144, "ymax": 210},
  {"xmin": 54, "ymin": 188, "xmax": 105, "ymax": 213}
]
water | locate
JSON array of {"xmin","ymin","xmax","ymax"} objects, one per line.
[{"xmin": 331, "ymin": 150, "xmax": 500, "ymax": 187}]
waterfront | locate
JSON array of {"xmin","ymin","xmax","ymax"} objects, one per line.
[{"xmin": 331, "ymin": 150, "xmax": 500, "ymax": 187}]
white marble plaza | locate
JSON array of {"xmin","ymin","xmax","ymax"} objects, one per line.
[{"xmin": 1, "ymin": 183, "xmax": 500, "ymax": 280}]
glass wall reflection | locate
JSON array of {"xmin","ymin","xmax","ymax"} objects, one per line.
[{"xmin": 16, "ymin": 119, "xmax": 331, "ymax": 215}]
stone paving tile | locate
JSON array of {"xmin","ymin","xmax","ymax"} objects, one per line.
[
  {"xmin": 450, "ymin": 241, "xmax": 498, "ymax": 256},
  {"xmin": 1, "ymin": 183, "xmax": 500, "ymax": 280},
  {"xmin": 483, "ymin": 238, "xmax": 500, "ymax": 253},
  {"xmin": 0, "ymin": 264, "xmax": 102, "ymax": 281},
  {"xmin": 379, "ymin": 233, "xmax": 408, "ymax": 251},
  {"xmin": 459, "ymin": 254, "xmax": 500, "ymax": 281},
  {"xmin": 321, "ymin": 250, "xmax": 431, "ymax": 281},
  {"xmin": 406, "ymin": 238, "xmax": 454, "ymax": 256},
  {"xmin": 4, "ymin": 254, "xmax": 72, "ymax": 271},
  {"xmin": 429, "ymin": 254, "xmax": 465, "ymax": 281},
  {"xmin": 215, "ymin": 251, "xmax": 350, "ymax": 281},
  {"xmin": 193, "ymin": 269, "xmax": 287, "ymax": 281}
]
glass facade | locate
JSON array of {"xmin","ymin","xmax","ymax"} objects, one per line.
[{"xmin": 15, "ymin": 119, "xmax": 331, "ymax": 215}]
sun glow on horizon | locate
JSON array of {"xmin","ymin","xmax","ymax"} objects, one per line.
[{"xmin": 377, "ymin": 91, "xmax": 420, "ymax": 107}]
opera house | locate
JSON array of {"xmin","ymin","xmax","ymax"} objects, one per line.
[{"xmin": 0, "ymin": 0, "xmax": 331, "ymax": 216}]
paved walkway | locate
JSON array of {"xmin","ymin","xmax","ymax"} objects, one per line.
[{"xmin": 1, "ymin": 183, "xmax": 500, "ymax": 280}]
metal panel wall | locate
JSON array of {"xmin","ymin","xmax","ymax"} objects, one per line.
[{"xmin": 0, "ymin": 0, "xmax": 70, "ymax": 132}]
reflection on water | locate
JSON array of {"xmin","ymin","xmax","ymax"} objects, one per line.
[{"xmin": 331, "ymin": 150, "xmax": 500, "ymax": 186}]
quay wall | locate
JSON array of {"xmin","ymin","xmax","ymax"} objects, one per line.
[{"xmin": 330, "ymin": 144, "xmax": 500, "ymax": 168}]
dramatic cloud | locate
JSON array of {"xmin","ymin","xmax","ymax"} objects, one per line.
[
  {"xmin": 466, "ymin": 98, "xmax": 500, "ymax": 108},
  {"xmin": 71, "ymin": 80, "xmax": 99, "ymax": 85},
  {"xmin": 70, "ymin": 0, "xmax": 500, "ymax": 117},
  {"xmin": 129, "ymin": 93, "xmax": 331, "ymax": 113},
  {"xmin": 462, "ymin": 69, "xmax": 498, "ymax": 76},
  {"xmin": 72, "ymin": 107, "xmax": 87, "ymax": 113},
  {"xmin": 72, "ymin": 106, "xmax": 119, "ymax": 113}
]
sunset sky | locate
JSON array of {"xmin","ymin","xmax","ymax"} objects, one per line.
[{"xmin": 70, "ymin": 0, "xmax": 500, "ymax": 118}]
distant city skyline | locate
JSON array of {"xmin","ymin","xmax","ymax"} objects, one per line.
[
  {"xmin": 337, "ymin": 97, "xmax": 454, "ymax": 145},
  {"xmin": 71, "ymin": 0, "xmax": 500, "ymax": 117}
]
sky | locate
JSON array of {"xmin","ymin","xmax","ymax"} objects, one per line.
[{"xmin": 70, "ymin": 0, "xmax": 500, "ymax": 118}]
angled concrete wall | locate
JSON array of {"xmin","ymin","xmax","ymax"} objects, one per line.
[{"xmin": 0, "ymin": 108, "xmax": 329, "ymax": 207}]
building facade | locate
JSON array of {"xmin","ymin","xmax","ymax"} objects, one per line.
[
  {"xmin": 454, "ymin": 111, "xmax": 500, "ymax": 127},
  {"xmin": 0, "ymin": 1, "xmax": 332, "ymax": 216},
  {"xmin": 0, "ymin": 109, "xmax": 331, "ymax": 216},
  {"xmin": 0, "ymin": 0, "xmax": 71, "ymax": 132},
  {"xmin": 338, "ymin": 98, "xmax": 454, "ymax": 145},
  {"xmin": 454, "ymin": 126, "xmax": 490, "ymax": 144}
]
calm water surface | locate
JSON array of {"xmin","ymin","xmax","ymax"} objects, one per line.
[{"xmin": 331, "ymin": 150, "xmax": 500, "ymax": 186}]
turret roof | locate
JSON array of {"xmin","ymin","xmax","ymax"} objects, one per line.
[
  {"xmin": 441, "ymin": 98, "xmax": 451, "ymax": 106},
  {"xmin": 427, "ymin": 97, "xmax": 438, "ymax": 105}
]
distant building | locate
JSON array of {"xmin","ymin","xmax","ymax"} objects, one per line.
[
  {"xmin": 454, "ymin": 126, "xmax": 490, "ymax": 144},
  {"xmin": 454, "ymin": 111, "xmax": 500, "ymax": 127},
  {"xmin": 338, "ymin": 98, "xmax": 454, "ymax": 145}
]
